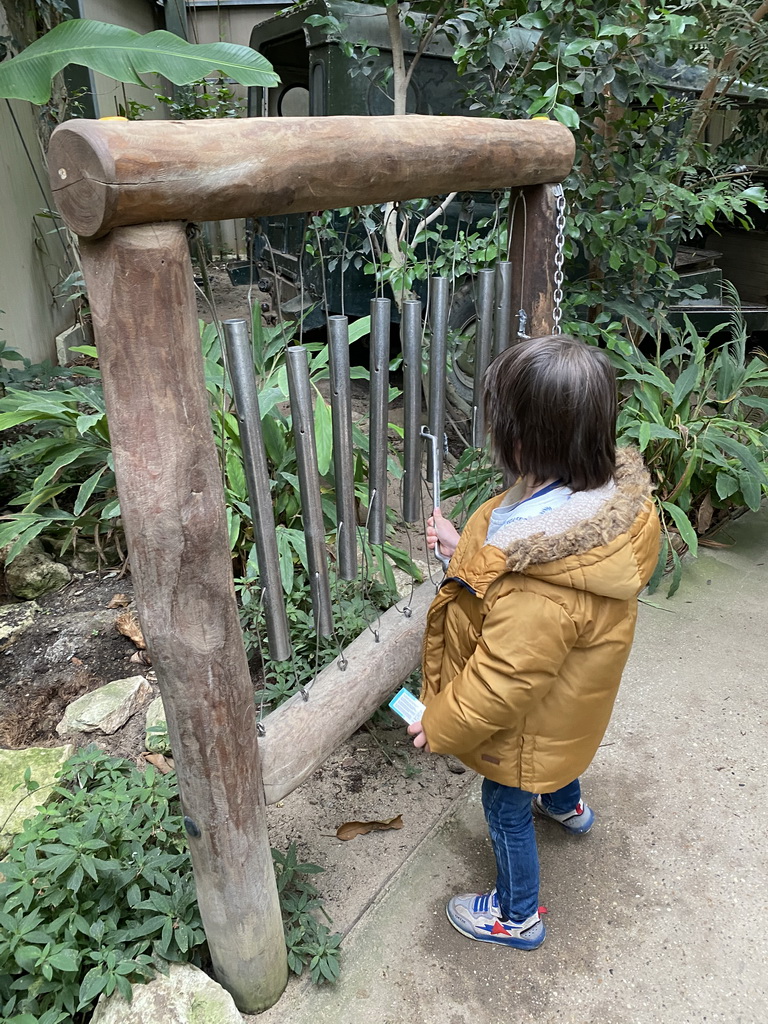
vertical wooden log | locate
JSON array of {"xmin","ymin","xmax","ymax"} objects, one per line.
[
  {"xmin": 508, "ymin": 183, "xmax": 559, "ymax": 338},
  {"xmin": 79, "ymin": 223, "xmax": 288, "ymax": 1013}
]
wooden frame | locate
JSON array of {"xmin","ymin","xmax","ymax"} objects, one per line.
[{"xmin": 49, "ymin": 114, "xmax": 574, "ymax": 1012}]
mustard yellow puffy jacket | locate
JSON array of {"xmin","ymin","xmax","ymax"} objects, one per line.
[{"xmin": 420, "ymin": 448, "xmax": 661, "ymax": 793}]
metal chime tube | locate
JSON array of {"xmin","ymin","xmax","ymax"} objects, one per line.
[
  {"xmin": 401, "ymin": 299, "xmax": 422, "ymax": 523},
  {"xmin": 286, "ymin": 346, "xmax": 334, "ymax": 637},
  {"xmin": 222, "ymin": 319, "xmax": 292, "ymax": 662},
  {"xmin": 368, "ymin": 297, "xmax": 391, "ymax": 545},
  {"xmin": 428, "ymin": 277, "xmax": 449, "ymax": 491},
  {"xmin": 494, "ymin": 261, "xmax": 513, "ymax": 358},
  {"xmin": 327, "ymin": 315, "xmax": 357, "ymax": 580},
  {"xmin": 472, "ymin": 268, "xmax": 496, "ymax": 447}
]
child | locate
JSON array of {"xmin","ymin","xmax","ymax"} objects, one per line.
[{"xmin": 407, "ymin": 334, "xmax": 660, "ymax": 950}]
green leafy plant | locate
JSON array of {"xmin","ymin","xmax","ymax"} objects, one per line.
[
  {"xmin": 0, "ymin": 748, "xmax": 202, "ymax": 1022},
  {"xmin": 443, "ymin": 0, "xmax": 768, "ymax": 339},
  {"xmin": 155, "ymin": 76, "xmax": 244, "ymax": 120},
  {"xmin": 0, "ymin": 748, "xmax": 341, "ymax": 1023},
  {"xmin": 272, "ymin": 844, "xmax": 342, "ymax": 985},
  {"xmin": 441, "ymin": 301, "xmax": 768, "ymax": 599},
  {"xmin": 0, "ymin": 356, "xmax": 120, "ymax": 554},
  {"xmin": 612, "ymin": 303, "xmax": 768, "ymax": 594},
  {"xmin": 0, "ymin": 375, "xmax": 120, "ymax": 566},
  {"xmin": 441, "ymin": 443, "xmax": 502, "ymax": 525}
]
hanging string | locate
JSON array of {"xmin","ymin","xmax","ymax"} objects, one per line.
[
  {"xmin": 300, "ymin": 583, "xmax": 323, "ymax": 699},
  {"xmin": 419, "ymin": 459, "xmax": 445, "ymax": 589},
  {"xmin": 397, "ymin": 200, "xmax": 412, "ymax": 311},
  {"xmin": 450, "ymin": 193, "xmax": 475, "ymax": 310},
  {"xmin": 507, "ymin": 190, "xmax": 529, "ymax": 338},
  {"xmin": 340, "ymin": 213, "xmax": 353, "ymax": 317},
  {"xmin": 362, "ymin": 217, "xmax": 381, "ymax": 299},
  {"xmin": 381, "ymin": 201, "xmax": 401, "ymax": 301},
  {"xmin": 497, "ymin": 188, "xmax": 510, "ymax": 264},
  {"xmin": 297, "ymin": 218, "xmax": 311, "ymax": 348},
  {"xmin": 313, "ymin": 216, "xmax": 331, "ymax": 326},
  {"xmin": 487, "ymin": 190, "xmax": 501, "ymax": 265},
  {"xmin": 251, "ymin": 587, "xmax": 270, "ymax": 732},
  {"xmin": 358, "ymin": 498, "xmax": 382, "ymax": 642},
  {"xmin": 330, "ymin": 519, "xmax": 351, "ymax": 670}
]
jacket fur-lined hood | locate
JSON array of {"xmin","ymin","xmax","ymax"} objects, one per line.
[
  {"xmin": 500, "ymin": 447, "xmax": 653, "ymax": 571},
  {"xmin": 446, "ymin": 448, "xmax": 660, "ymax": 602},
  {"xmin": 496, "ymin": 447, "xmax": 659, "ymax": 600}
]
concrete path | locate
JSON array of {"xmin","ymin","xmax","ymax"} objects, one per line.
[{"xmin": 259, "ymin": 508, "xmax": 768, "ymax": 1024}]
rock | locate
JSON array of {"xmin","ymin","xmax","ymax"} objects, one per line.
[
  {"xmin": 0, "ymin": 600, "xmax": 40, "ymax": 652},
  {"xmin": 50, "ymin": 536, "xmax": 105, "ymax": 572},
  {"xmin": 91, "ymin": 962, "xmax": 242, "ymax": 1024},
  {"xmin": 0, "ymin": 744, "xmax": 74, "ymax": 854},
  {"xmin": 56, "ymin": 675, "xmax": 151, "ymax": 736},
  {"xmin": 4, "ymin": 538, "xmax": 71, "ymax": 600},
  {"xmin": 40, "ymin": 608, "xmax": 120, "ymax": 666},
  {"xmin": 145, "ymin": 695, "xmax": 170, "ymax": 753}
]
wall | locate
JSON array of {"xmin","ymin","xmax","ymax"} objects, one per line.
[
  {"xmin": 187, "ymin": 1, "xmax": 280, "ymax": 51},
  {"xmin": 0, "ymin": 1, "xmax": 74, "ymax": 365},
  {"xmin": 79, "ymin": 0, "xmax": 166, "ymax": 118}
]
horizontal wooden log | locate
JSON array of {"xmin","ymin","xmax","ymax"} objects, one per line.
[
  {"xmin": 47, "ymin": 115, "xmax": 575, "ymax": 238},
  {"xmin": 257, "ymin": 580, "xmax": 437, "ymax": 804}
]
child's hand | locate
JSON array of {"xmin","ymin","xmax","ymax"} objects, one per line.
[
  {"xmin": 407, "ymin": 721, "xmax": 431, "ymax": 753},
  {"xmin": 426, "ymin": 508, "xmax": 460, "ymax": 561}
]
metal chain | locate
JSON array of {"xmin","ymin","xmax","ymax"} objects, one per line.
[{"xmin": 552, "ymin": 184, "xmax": 567, "ymax": 335}]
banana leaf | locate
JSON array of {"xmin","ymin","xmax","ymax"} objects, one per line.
[{"xmin": 0, "ymin": 20, "xmax": 278, "ymax": 104}]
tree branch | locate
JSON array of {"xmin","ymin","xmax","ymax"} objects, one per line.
[
  {"xmin": 386, "ymin": 3, "xmax": 407, "ymax": 116},
  {"xmin": 403, "ymin": 0, "xmax": 448, "ymax": 92}
]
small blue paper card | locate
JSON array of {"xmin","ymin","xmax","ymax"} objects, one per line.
[{"xmin": 388, "ymin": 687, "xmax": 426, "ymax": 726}]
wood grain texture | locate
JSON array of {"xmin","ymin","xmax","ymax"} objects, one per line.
[
  {"xmin": 258, "ymin": 581, "xmax": 437, "ymax": 805},
  {"xmin": 48, "ymin": 115, "xmax": 575, "ymax": 238},
  {"xmin": 508, "ymin": 183, "xmax": 559, "ymax": 339},
  {"xmin": 79, "ymin": 223, "xmax": 287, "ymax": 1012}
]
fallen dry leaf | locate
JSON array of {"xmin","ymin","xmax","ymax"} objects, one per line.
[
  {"xmin": 696, "ymin": 492, "xmax": 714, "ymax": 535},
  {"xmin": 335, "ymin": 815, "xmax": 403, "ymax": 841},
  {"xmin": 142, "ymin": 752, "xmax": 174, "ymax": 774},
  {"xmin": 115, "ymin": 610, "xmax": 146, "ymax": 649},
  {"xmin": 130, "ymin": 649, "xmax": 152, "ymax": 665},
  {"xmin": 70, "ymin": 656, "xmax": 84, "ymax": 666},
  {"xmin": 107, "ymin": 593, "xmax": 131, "ymax": 609}
]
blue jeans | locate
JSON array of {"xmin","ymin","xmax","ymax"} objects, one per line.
[{"xmin": 481, "ymin": 777, "xmax": 582, "ymax": 922}]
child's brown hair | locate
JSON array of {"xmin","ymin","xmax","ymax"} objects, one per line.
[{"xmin": 483, "ymin": 334, "xmax": 617, "ymax": 491}]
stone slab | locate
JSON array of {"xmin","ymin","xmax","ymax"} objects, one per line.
[
  {"xmin": 91, "ymin": 962, "xmax": 242, "ymax": 1024},
  {"xmin": 4, "ymin": 538, "xmax": 70, "ymax": 599},
  {"xmin": 0, "ymin": 600, "xmax": 40, "ymax": 652},
  {"xmin": 56, "ymin": 674, "xmax": 151, "ymax": 736}
]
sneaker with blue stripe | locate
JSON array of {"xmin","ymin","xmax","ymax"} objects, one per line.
[
  {"xmin": 446, "ymin": 889, "xmax": 545, "ymax": 949},
  {"xmin": 532, "ymin": 795, "xmax": 595, "ymax": 834}
]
